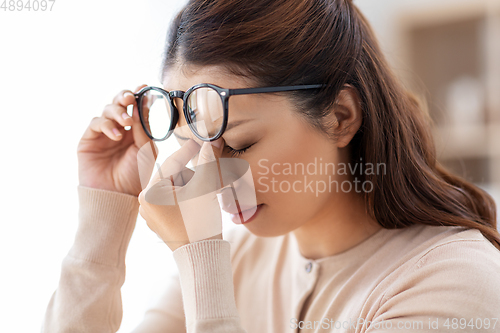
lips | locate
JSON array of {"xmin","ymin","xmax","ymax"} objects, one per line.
[
  {"xmin": 229, "ymin": 204, "xmax": 263, "ymax": 224},
  {"xmin": 221, "ymin": 200, "xmax": 260, "ymax": 215}
]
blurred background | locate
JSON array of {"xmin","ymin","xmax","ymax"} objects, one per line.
[
  {"xmin": 0, "ymin": 0, "xmax": 498, "ymax": 332},
  {"xmin": 360, "ymin": 0, "xmax": 500, "ymax": 204}
]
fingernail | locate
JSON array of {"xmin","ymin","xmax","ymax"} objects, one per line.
[
  {"xmin": 113, "ymin": 128, "xmax": 122, "ymax": 136},
  {"xmin": 124, "ymin": 92, "xmax": 134, "ymax": 99},
  {"xmin": 122, "ymin": 112, "xmax": 131, "ymax": 119}
]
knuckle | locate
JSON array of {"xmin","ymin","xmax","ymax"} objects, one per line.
[
  {"xmin": 89, "ymin": 117, "xmax": 101, "ymax": 127},
  {"xmin": 103, "ymin": 104, "xmax": 119, "ymax": 115},
  {"xmin": 103, "ymin": 103, "xmax": 115, "ymax": 112},
  {"xmin": 117, "ymin": 90, "xmax": 127, "ymax": 97},
  {"xmin": 102, "ymin": 118, "xmax": 114, "ymax": 126},
  {"xmin": 112, "ymin": 90, "xmax": 127, "ymax": 103}
]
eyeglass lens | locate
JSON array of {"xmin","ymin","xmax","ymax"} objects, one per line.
[
  {"xmin": 140, "ymin": 90, "xmax": 172, "ymax": 140},
  {"xmin": 139, "ymin": 86, "xmax": 225, "ymax": 141},
  {"xmin": 186, "ymin": 87, "xmax": 225, "ymax": 139}
]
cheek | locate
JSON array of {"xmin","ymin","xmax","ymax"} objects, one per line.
[{"xmin": 249, "ymin": 124, "xmax": 340, "ymax": 209}]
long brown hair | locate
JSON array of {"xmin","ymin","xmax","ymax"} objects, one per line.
[{"xmin": 160, "ymin": 0, "xmax": 500, "ymax": 250}]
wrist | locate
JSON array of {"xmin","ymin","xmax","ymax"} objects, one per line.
[
  {"xmin": 69, "ymin": 185, "xmax": 140, "ymax": 266},
  {"xmin": 172, "ymin": 239, "xmax": 239, "ymax": 325},
  {"xmin": 167, "ymin": 233, "xmax": 223, "ymax": 252}
]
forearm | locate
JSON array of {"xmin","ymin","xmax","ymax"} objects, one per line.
[
  {"xmin": 42, "ymin": 186, "xmax": 139, "ymax": 332},
  {"xmin": 173, "ymin": 240, "xmax": 247, "ymax": 333}
]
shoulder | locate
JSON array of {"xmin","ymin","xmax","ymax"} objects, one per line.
[
  {"xmin": 402, "ymin": 226, "xmax": 500, "ymax": 279},
  {"xmin": 414, "ymin": 227, "xmax": 500, "ymax": 265},
  {"xmin": 375, "ymin": 227, "xmax": 500, "ymax": 324}
]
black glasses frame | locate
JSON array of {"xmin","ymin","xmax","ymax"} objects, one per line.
[{"xmin": 134, "ymin": 83, "xmax": 325, "ymax": 142}]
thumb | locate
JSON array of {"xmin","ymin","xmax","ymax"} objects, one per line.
[
  {"xmin": 136, "ymin": 140, "xmax": 160, "ymax": 191},
  {"xmin": 131, "ymin": 85, "xmax": 153, "ymax": 149},
  {"xmin": 131, "ymin": 103, "xmax": 153, "ymax": 149}
]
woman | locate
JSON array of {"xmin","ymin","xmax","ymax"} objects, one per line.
[{"xmin": 42, "ymin": 0, "xmax": 500, "ymax": 332}]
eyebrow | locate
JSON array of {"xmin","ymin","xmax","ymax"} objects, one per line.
[{"xmin": 173, "ymin": 119, "xmax": 251, "ymax": 141}]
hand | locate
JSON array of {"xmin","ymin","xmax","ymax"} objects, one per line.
[
  {"xmin": 77, "ymin": 84, "xmax": 156, "ymax": 197},
  {"xmin": 138, "ymin": 138, "xmax": 225, "ymax": 251}
]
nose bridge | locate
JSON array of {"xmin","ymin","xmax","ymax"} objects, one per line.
[
  {"xmin": 169, "ymin": 91, "xmax": 185, "ymax": 111},
  {"xmin": 172, "ymin": 96, "xmax": 183, "ymax": 111},
  {"xmin": 170, "ymin": 90, "xmax": 185, "ymax": 99}
]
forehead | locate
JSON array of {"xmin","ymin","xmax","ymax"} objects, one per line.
[{"xmin": 162, "ymin": 64, "xmax": 257, "ymax": 91}]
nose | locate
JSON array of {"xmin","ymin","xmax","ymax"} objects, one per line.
[
  {"xmin": 218, "ymin": 185, "xmax": 257, "ymax": 214},
  {"xmin": 218, "ymin": 186, "xmax": 239, "ymax": 214},
  {"xmin": 217, "ymin": 159, "xmax": 258, "ymax": 215}
]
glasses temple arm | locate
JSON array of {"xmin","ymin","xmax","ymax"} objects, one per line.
[{"xmin": 228, "ymin": 84, "xmax": 324, "ymax": 96}]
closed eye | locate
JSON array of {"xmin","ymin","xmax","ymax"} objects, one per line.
[{"xmin": 224, "ymin": 143, "xmax": 254, "ymax": 157}]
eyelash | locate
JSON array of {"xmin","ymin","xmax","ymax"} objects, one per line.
[{"xmin": 225, "ymin": 143, "xmax": 254, "ymax": 157}]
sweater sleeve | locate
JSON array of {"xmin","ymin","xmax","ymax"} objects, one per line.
[
  {"xmin": 172, "ymin": 239, "xmax": 248, "ymax": 333},
  {"xmin": 42, "ymin": 185, "xmax": 247, "ymax": 333},
  {"xmin": 41, "ymin": 185, "xmax": 168, "ymax": 333},
  {"xmin": 365, "ymin": 238, "xmax": 500, "ymax": 333},
  {"xmin": 129, "ymin": 227, "xmax": 250, "ymax": 333}
]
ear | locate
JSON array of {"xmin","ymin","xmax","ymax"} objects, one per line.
[{"xmin": 331, "ymin": 85, "xmax": 362, "ymax": 148}]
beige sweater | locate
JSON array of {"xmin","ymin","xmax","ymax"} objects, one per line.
[{"xmin": 41, "ymin": 185, "xmax": 500, "ymax": 333}]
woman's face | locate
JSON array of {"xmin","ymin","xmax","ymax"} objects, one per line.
[{"xmin": 163, "ymin": 64, "xmax": 354, "ymax": 237}]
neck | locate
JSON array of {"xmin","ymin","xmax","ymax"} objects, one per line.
[{"xmin": 292, "ymin": 191, "xmax": 382, "ymax": 260}]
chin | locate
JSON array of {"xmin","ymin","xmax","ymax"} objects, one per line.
[{"xmin": 242, "ymin": 215, "xmax": 295, "ymax": 238}]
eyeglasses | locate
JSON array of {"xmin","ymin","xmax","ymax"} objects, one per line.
[{"xmin": 134, "ymin": 83, "xmax": 324, "ymax": 142}]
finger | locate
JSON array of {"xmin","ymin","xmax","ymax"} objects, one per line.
[
  {"xmin": 111, "ymin": 84, "xmax": 146, "ymax": 107},
  {"xmin": 122, "ymin": 93, "xmax": 137, "ymax": 120},
  {"xmin": 102, "ymin": 104, "xmax": 134, "ymax": 128},
  {"xmin": 112, "ymin": 88, "xmax": 141, "ymax": 107},
  {"xmin": 130, "ymin": 84, "xmax": 147, "ymax": 120},
  {"xmin": 168, "ymin": 165, "xmax": 195, "ymax": 187},
  {"xmin": 143, "ymin": 177, "xmax": 179, "ymax": 206},
  {"xmin": 134, "ymin": 84, "xmax": 148, "ymax": 93},
  {"xmin": 178, "ymin": 189, "xmax": 222, "ymax": 243},
  {"xmin": 150, "ymin": 139, "xmax": 201, "ymax": 184},
  {"xmin": 137, "ymin": 140, "xmax": 160, "ymax": 191},
  {"xmin": 108, "ymin": 90, "xmax": 138, "ymax": 131},
  {"xmin": 116, "ymin": 85, "xmax": 155, "ymax": 149},
  {"xmin": 179, "ymin": 167, "xmax": 195, "ymax": 185},
  {"xmin": 131, "ymin": 103, "xmax": 156, "ymax": 150},
  {"xmin": 188, "ymin": 139, "xmax": 224, "ymax": 188},
  {"xmin": 113, "ymin": 87, "xmax": 146, "ymax": 122},
  {"xmin": 141, "ymin": 140, "xmax": 199, "ymax": 206},
  {"xmin": 82, "ymin": 116, "xmax": 123, "ymax": 141},
  {"xmin": 131, "ymin": 84, "xmax": 148, "ymax": 114}
]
